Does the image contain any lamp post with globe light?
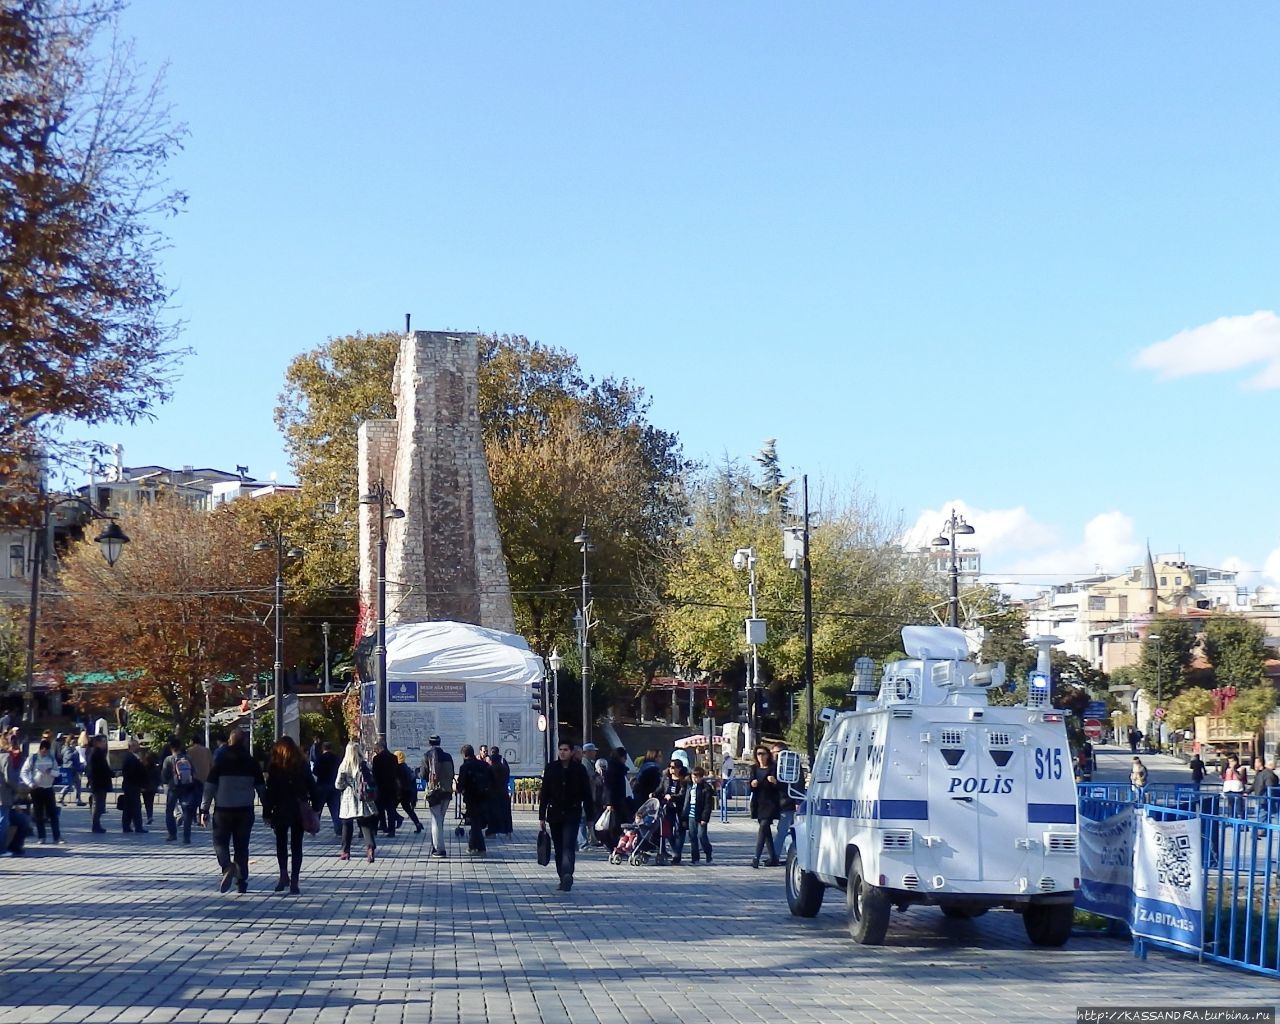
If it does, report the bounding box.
[359,481,404,743]
[931,509,976,629]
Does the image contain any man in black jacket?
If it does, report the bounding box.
[198,728,267,894]
[85,735,113,834]
[370,741,400,836]
[455,745,492,855]
[538,742,594,891]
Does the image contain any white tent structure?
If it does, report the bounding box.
[375,621,545,775]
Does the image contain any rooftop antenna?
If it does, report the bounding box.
[405,313,411,333]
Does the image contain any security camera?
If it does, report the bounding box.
[733,550,748,571]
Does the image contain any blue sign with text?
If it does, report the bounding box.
[361,683,376,715]
[388,681,417,702]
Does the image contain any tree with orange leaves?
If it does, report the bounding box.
[38,499,274,738]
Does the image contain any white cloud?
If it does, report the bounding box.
[902,499,1058,555]
[1134,310,1280,390]
[907,501,1145,598]
[1264,548,1280,586]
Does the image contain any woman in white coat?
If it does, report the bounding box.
[336,741,379,863]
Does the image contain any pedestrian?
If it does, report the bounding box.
[370,740,400,837]
[0,734,31,856]
[660,761,691,865]
[161,737,199,844]
[771,742,795,861]
[538,740,593,891]
[141,748,162,825]
[631,750,662,813]
[394,750,424,834]
[198,727,266,894]
[1221,755,1247,818]
[420,735,454,858]
[119,738,147,833]
[186,738,212,788]
[485,745,513,837]
[1188,752,1205,789]
[1253,758,1280,824]
[576,743,604,848]
[58,732,87,807]
[264,736,317,895]
[1129,756,1148,793]
[85,734,113,834]
[748,746,781,869]
[686,766,715,864]
[602,746,629,852]
[312,740,341,836]
[455,744,492,855]
[20,738,62,845]
[335,740,379,863]
[719,748,734,823]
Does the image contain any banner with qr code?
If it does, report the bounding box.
[1131,812,1203,951]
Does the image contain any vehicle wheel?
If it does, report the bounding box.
[786,846,825,917]
[1023,904,1073,947]
[846,852,890,944]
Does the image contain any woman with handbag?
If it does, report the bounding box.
[264,736,318,894]
[336,740,380,863]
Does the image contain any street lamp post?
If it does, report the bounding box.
[254,528,304,741]
[931,509,976,629]
[201,679,212,748]
[781,476,817,764]
[547,647,561,763]
[1148,632,1163,753]
[360,481,404,743]
[321,621,331,693]
[733,545,763,752]
[23,491,129,723]
[574,521,592,746]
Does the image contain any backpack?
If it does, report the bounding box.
[173,754,194,787]
[427,749,455,794]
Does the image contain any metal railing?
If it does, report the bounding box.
[1077,782,1280,978]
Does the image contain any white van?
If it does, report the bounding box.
[779,626,1080,946]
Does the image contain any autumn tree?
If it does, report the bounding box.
[1204,615,1267,690]
[1164,688,1214,733]
[657,459,934,705]
[0,1,186,504]
[39,500,273,737]
[1225,684,1278,756]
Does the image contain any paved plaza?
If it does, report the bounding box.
[2,786,1276,1024]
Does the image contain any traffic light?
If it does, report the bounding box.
[705,697,714,711]
[531,675,544,714]
[736,689,749,719]
[758,691,770,715]
[239,699,250,713]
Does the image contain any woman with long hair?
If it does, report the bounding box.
[265,736,317,894]
[748,746,781,868]
[336,740,379,863]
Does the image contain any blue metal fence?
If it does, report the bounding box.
[1077,782,1280,978]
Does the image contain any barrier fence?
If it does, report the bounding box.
[1076,782,1280,979]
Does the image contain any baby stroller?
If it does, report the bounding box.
[610,797,661,866]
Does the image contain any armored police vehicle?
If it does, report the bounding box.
[780,626,1079,946]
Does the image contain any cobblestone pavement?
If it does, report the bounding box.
[2,802,1275,1024]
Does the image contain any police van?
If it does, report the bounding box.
[779,626,1080,946]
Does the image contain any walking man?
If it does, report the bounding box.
[162,738,199,844]
[421,735,454,858]
[85,735,113,834]
[120,739,147,833]
[455,744,491,855]
[370,740,400,837]
[199,728,266,894]
[538,741,593,891]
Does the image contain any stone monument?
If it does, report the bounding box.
[357,330,515,634]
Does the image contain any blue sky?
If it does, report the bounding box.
[95,2,1279,593]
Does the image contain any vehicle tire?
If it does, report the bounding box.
[1023,903,1073,947]
[786,846,824,917]
[846,852,890,944]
